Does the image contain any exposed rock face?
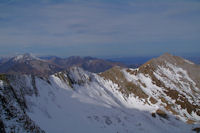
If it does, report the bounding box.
[0,75,44,133]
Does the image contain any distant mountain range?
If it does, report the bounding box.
[43,55,124,73]
[0,53,124,75]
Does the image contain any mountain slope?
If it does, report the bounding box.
[100,53,200,123]
[0,53,199,133]
[0,74,44,133]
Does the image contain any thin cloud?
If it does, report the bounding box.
[0,0,200,56]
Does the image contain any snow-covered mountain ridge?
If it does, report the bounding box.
[101,53,200,123]
[0,53,200,133]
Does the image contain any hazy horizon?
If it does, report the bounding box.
[0,52,200,62]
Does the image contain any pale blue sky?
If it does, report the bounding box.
[0,0,200,57]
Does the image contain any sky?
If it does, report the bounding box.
[0,0,200,58]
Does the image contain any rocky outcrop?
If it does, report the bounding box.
[0,74,44,133]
